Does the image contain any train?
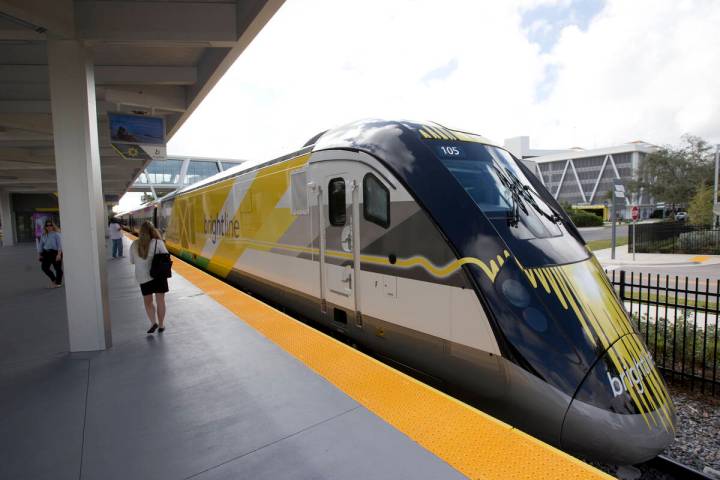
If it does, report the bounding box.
[119,119,675,465]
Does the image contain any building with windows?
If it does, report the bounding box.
[130,156,245,197]
[504,136,659,220]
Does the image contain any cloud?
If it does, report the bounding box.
[167,0,720,164]
[421,58,459,85]
[521,0,605,53]
[170,1,545,160]
[532,0,720,148]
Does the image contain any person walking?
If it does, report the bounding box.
[38,220,63,288]
[108,218,124,258]
[129,221,169,334]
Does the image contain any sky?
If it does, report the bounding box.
[120,0,720,210]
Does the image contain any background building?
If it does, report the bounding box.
[505,136,659,220]
[129,155,244,200]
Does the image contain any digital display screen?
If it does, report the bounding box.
[108,113,165,145]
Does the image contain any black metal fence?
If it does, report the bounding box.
[628,223,720,254]
[606,270,720,395]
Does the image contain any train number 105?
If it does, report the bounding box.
[435,144,465,159]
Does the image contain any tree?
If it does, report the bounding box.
[687,183,714,225]
[629,135,715,206]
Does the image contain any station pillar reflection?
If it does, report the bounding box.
[0,189,15,246]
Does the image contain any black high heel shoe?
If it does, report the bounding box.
[147,324,158,334]
[158,326,165,333]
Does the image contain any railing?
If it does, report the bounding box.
[606,270,720,395]
[628,223,720,254]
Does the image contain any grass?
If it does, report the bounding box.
[586,236,628,251]
[624,291,718,311]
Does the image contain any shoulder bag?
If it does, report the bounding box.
[150,239,173,279]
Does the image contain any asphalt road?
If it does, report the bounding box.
[580,225,720,281]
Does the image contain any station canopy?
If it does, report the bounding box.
[0,0,283,199]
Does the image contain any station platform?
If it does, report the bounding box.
[0,236,611,480]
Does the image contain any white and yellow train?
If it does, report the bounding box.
[120,119,675,465]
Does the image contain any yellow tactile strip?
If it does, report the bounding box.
[166,253,611,480]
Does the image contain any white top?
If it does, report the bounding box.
[109,223,123,240]
[129,238,169,284]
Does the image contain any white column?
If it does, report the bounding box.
[0,189,15,246]
[48,40,112,351]
[178,157,190,187]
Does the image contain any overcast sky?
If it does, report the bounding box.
[167,0,720,163]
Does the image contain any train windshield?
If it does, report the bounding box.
[438,145,562,240]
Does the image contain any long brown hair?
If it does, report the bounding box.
[43,220,58,236]
[137,221,161,259]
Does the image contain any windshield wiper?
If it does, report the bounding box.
[493,166,527,227]
[501,166,564,225]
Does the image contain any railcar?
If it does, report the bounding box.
[120,119,675,464]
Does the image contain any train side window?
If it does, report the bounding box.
[290,169,308,215]
[328,178,346,226]
[363,173,390,228]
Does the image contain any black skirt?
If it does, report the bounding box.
[140,277,169,296]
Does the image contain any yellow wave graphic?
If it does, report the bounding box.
[517,258,674,432]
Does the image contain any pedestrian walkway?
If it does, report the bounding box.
[594,247,720,267]
[0,238,464,480]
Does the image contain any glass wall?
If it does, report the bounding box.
[140,159,183,185]
[222,162,242,171]
[184,160,219,185]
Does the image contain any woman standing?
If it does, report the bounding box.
[38,220,63,288]
[129,221,169,334]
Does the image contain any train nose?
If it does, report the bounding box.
[561,335,676,465]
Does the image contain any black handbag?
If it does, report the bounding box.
[150,239,173,279]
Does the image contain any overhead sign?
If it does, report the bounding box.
[631,205,639,221]
[108,113,166,161]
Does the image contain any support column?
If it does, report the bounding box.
[48,40,112,351]
[0,189,15,246]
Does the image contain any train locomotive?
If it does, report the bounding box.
[120,119,675,465]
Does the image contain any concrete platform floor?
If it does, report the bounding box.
[0,237,465,480]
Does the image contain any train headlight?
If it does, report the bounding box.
[501,279,530,308]
[522,307,548,333]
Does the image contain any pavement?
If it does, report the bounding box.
[593,247,720,268]
[0,238,465,480]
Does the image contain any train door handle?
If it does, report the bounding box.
[342,266,352,288]
[341,225,352,252]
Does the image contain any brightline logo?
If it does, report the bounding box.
[606,352,655,397]
[203,212,240,244]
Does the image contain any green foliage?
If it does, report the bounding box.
[631,135,715,206]
[586,236,628,251]
[568,209,604,227]
[687,183,714,225]
[634,314,720,381]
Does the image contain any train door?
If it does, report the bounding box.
[320,169,363,328]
